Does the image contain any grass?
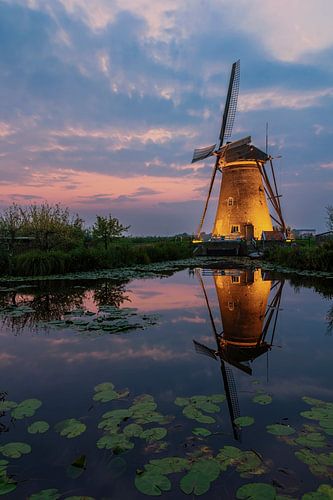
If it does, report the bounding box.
[264,240,333,272]
[1,239,193,277]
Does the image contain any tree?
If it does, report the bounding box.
[20,203,84,250]
[0,203,25,250]
[326,205,333,231]
[92,214,129,249]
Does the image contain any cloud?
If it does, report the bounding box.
[0,122,16,137]
[239,87,333,112]
[320,162,333,170]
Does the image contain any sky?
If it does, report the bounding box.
[0,0,332,235]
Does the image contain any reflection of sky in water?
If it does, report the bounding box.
[0,269,332,497]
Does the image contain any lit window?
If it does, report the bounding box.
[231,276,240,283]
[231,225,239,233]
[228,197,234,206]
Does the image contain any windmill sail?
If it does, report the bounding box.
[191,144,216,164]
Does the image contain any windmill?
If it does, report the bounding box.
[192,60,286,241]
[194,268,284,440]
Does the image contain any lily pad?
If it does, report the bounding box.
[236,483,277,500]
[266,424,295,436]
[0,476,16,496]
[29,490,61,500]
[135,471,171,496]
[11,399,42,419]
[148,457,189,474]
[253,394,272,405]
[55,419,86,439]
[0,442,31,458]
[94,382,115,392]
[180,470,210,496]
[93,389,119,402]
[295,432,326,449]
[302,484,333,499]
[97,434,134,453]
[28,421,49,434]
[192,428,212,437]
[0,401,17,412]
[123,423,143,437]
[140,428,167,443]
[67,454,87,479]
[234,416,254,428]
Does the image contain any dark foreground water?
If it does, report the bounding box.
[0,267,332,499]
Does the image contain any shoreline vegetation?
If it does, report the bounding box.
[0,202,332,279]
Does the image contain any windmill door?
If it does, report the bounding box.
[245,224,254,241]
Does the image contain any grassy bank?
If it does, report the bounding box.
[0,239,193,277]
[264,240,333,272]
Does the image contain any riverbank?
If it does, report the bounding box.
[263,240,333,272]
[0,239,193,277]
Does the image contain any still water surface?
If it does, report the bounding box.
[0,267,332,499]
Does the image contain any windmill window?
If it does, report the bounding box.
[231,276,240,283]
[228,197,234,206]
[231,225,240,233]
[228,301,235,311]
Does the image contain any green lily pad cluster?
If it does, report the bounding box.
[302,484,333,500]
[175,394,225,424]
[301,396,333,436]
[41,305,158,335]
[295,449,333,480]
[0,459,17,495]
[97,393,169,454]
[135,445,269,496]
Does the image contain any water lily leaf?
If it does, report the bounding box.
[210,394,226,403]
[301,409,330,421]
[266,424,295,436]
[0,476,16,496]
[295,432,326,449]
[64,497,95,500]
[0,401,17,412]
[302,397,327,407]
[11,399,42,419]
[236,483,277,500]
[253,394,272,405]
[140,428,167,443]
[29,490,61,500]
[0,442,31,458]
[295,449,319,466]
[180,471,211,496]
[183,406,215,424]
[302,484,333,499]
[192,428,212,437]
[148,457,189,474]
[55,419,86,439]
[94,382,115,392]
[191,458,220,481]
[174,397,189,407]
[97,434,134,453]
[102,409,131,421]
[28,421,49,434]
[130,401,157,415]
[93,389,118,402]
[234,416,254,427]
[135,471,171,496]
[123,424,143,437]
[97,419,119,434]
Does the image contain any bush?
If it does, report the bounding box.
[265,241,333,272]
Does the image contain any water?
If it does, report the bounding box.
[0,267,332,498]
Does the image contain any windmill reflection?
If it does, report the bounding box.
[194,268,284,439]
